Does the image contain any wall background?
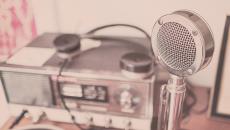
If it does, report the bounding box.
[31,0,230,87]
[1,0,230,126]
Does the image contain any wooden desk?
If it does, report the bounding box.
[180,87,230,130]
[1,117,83,130]
[2,87,230,130]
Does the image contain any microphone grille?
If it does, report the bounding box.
[152,10,214,76]
[157,22,196,71]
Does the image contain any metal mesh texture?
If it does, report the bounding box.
[157,22,196,71]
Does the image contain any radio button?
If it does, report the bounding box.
[124,120,132,130]
[104,118,112,128]
[86,116,94,127]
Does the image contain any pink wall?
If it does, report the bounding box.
[0,0,36,61]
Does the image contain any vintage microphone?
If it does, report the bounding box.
[151,10,214,130]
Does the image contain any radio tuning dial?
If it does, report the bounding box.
[119,89,140,110]
[120,90,133,109]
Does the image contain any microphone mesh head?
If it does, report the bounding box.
[157,22,196,71]
[151,10,214,76]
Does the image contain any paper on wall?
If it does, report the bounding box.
[6,47,56,67]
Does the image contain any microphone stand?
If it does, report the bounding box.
[157,75,186,130]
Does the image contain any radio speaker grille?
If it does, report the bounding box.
[2,72,54,107]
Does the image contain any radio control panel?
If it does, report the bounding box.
[61,84,108,102]
[57,76,155,118]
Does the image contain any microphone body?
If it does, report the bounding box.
[151,10,214,130]
[157,76,186,130]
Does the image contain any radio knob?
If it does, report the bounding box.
[124,120,132,130]
[116,84,141,111]
[120,90,133,109]
[105,118,112,128]
[119,91,140,111]
[86,116,93,127]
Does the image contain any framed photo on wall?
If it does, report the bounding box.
[210,16,230,120]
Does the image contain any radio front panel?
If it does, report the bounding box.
[56,76,154,119]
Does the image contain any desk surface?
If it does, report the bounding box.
[2,87,230,130]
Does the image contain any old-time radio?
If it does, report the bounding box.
[0,32,157,130]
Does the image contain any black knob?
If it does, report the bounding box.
[120,52,152,73]
[54,34,81,53]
